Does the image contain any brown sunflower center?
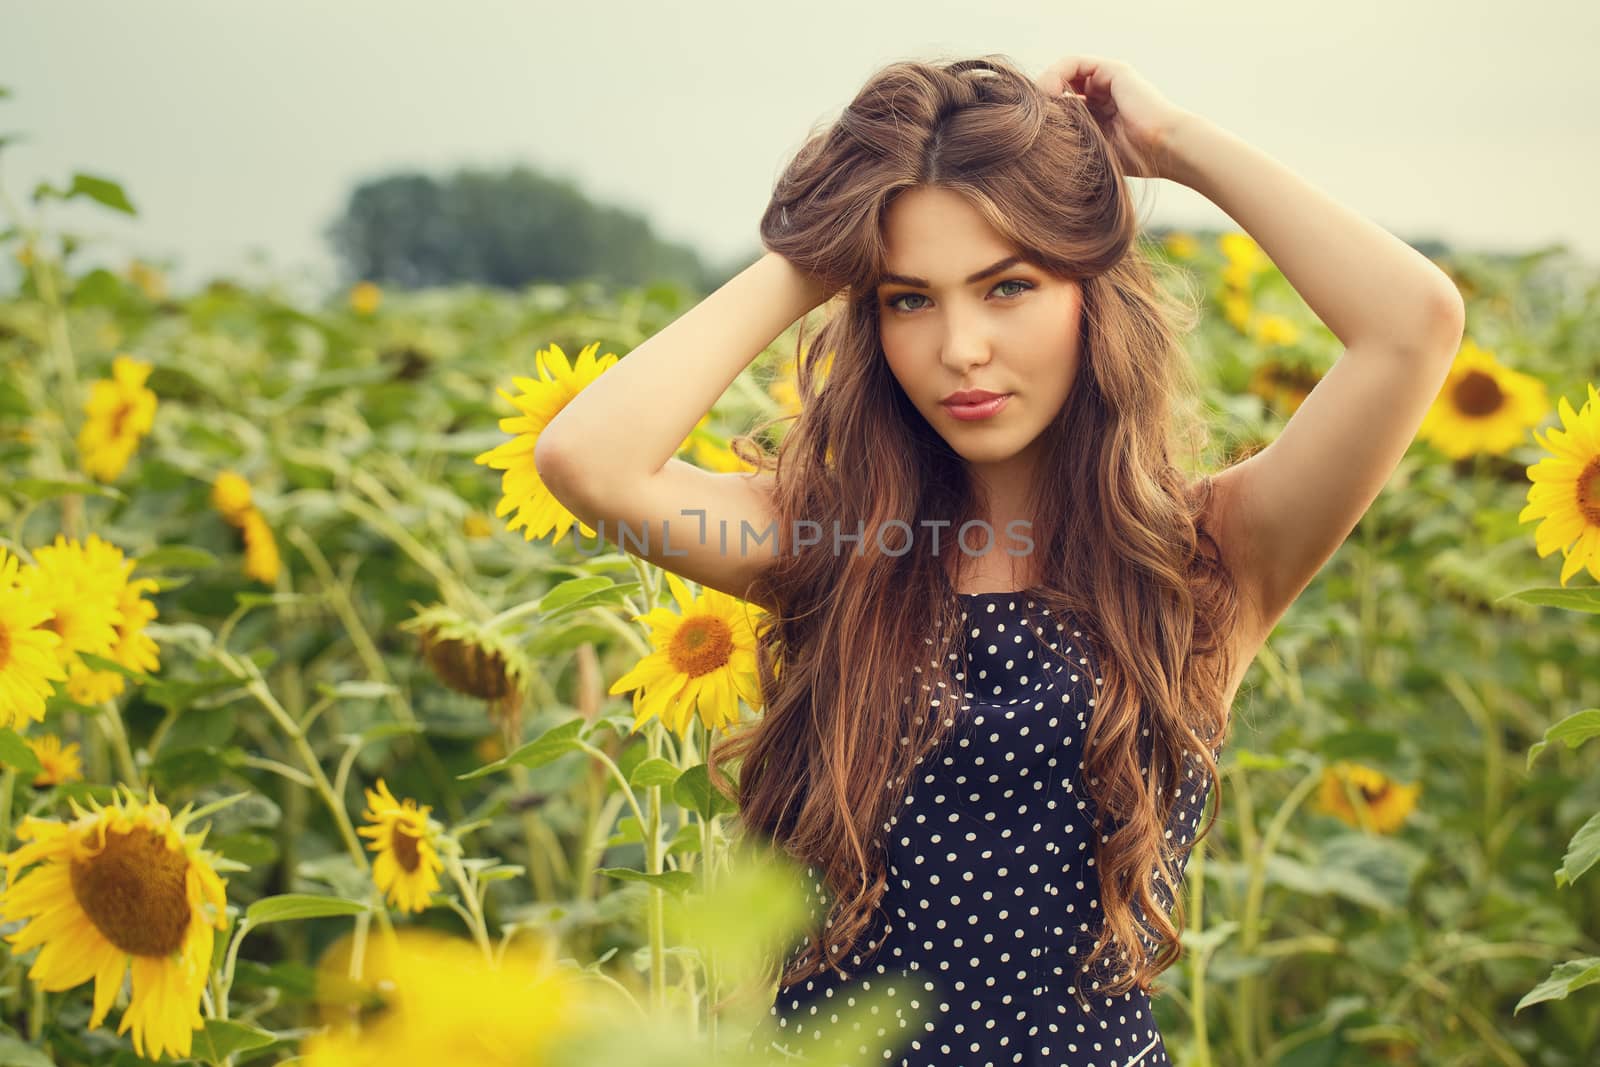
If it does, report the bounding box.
[1580,457,1600,524]
[389,826,423,873]
[69,825,192,957]
[1358,781,1389,804]
[110,401,134,438]
[670,615,734,677]
[1451,370,1504,417]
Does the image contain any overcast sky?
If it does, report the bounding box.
[3,0,1595,302]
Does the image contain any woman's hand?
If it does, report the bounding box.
[1034,55,1192,182]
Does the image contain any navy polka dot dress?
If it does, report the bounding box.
[747,591,1217,1066]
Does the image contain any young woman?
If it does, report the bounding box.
[536,53,1465,1067]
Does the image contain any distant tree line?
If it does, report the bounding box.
[323,164,742,294]
[323,162,1460,298]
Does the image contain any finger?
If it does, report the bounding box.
[1037,55,1110,96]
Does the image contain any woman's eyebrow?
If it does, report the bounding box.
[877,255,1024,289]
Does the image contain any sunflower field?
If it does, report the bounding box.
[1,148,1599,1067]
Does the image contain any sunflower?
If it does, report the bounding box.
[211,469,255,525]
[1162,231,1199,260]
[0,788,229,1060]
[13,536,124,687]
[1219,231,1270,290]
[1314,761,1420,834]
[1417,339,1548,460]
[473,341,616,546]
[1247,357,1324,417]
[25,733,83,787]
[0,546,68,728]
[398,603,533,739]
[349,280,382,315]
[62,536,161,706]
[681,415,760,474]
[76,354,157,482]
[301,929,593,1067]
[1251,313,1300,348]
[607,572,767,738]
[239,508,281,584]
[1519,382,1600,586]
[359,779,445,914]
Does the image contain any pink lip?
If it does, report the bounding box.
[942,394,1011,421]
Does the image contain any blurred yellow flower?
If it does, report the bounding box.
[13,536,124,692]
[1417,339,1548,460]
[1251,313,1300,347]
[1315,762,1420,834]
[62,537,162,706]
[125,259,167,301]
[1219,231,1269,280]
[474,341,615,546]
[349,280,382,315]
[0,546,67,728]
[1519,382,1600,586]
[302,929,595,1067]
[679,413,759,473]
[1162,232,1199,260]
[608,571,766,738]
[239,508,281,584]
[76,354,157,482]
[359,779,445,914]
[0,788,229,1060]
[1220,292,1252,333]
[24,734,83,787]
[462,511,493,539]
[211,470,255,525]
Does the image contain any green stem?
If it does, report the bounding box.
[97,700,142,788]
[285,525,465,823]
[1187,837,1211,1067]
[1235,763,1324,1067]
[443,850,495,964]
[219,648,394,940]
[646,721,666,1014]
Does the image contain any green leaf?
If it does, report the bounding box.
[190,1019,280,1061]
[0,729,42,777]
[1230,747,1290,771]
[1556,810,1600,889]
[1528,709,1600,769]
[1502,585,1600,614]
[629,757,682,789]
[245,894,369,926]
[1515,956,1600,1013]
[234,591,318,609]
[50,172,137,215]
[3,477,125,503]
[457,716,585,780]
[606,815,644,847]
[76,651,156,685]
[596,867,696,895]
[538,576,639,616]
[0,1035,57,1067]
[673,762,738,820]
[135,545,221,571]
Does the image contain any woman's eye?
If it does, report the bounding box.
[884,279,1033,313]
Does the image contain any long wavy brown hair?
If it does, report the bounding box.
[707,53,1241,1009]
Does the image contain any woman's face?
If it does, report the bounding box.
[875,186,1083,478]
